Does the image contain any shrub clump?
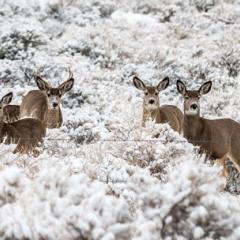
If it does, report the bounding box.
[0,30,45,60]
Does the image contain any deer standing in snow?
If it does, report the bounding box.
[20,69,74,128]
[0,93,45,156]
[133,76,183,133]
[177,80,240,177]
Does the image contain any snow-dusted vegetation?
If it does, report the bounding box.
[1,0,240,239]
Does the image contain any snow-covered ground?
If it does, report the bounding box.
[1,0,240,239]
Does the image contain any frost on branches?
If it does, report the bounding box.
[0,0,240,239]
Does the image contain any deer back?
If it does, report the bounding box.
[203,118,240,160]
[3,118,46,154]
[10,118,46,141]
[20,90,48,123]
[158,105,183,133]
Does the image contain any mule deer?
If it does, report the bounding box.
[133,76,183,133]
[177,80,240,177]
[20,69,74,128]
[0,93,46,156]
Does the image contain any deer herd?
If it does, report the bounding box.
[133,76,240,179]
[0,70,74,156]
[0,70,239,180]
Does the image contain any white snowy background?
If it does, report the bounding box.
[0,0,240,239]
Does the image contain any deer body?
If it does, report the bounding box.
[0,93,46,155]
[1,118,46,154]
[183,115,240,161]
[3,105,20,122]
[20,70,74,129]
[133,76,183,133]
[143,104,183,133]
[20,90,48,124]
[177,80,240,176]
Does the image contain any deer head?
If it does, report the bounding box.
[35,69,74,110]
[133,76,169,110]
[0,92,13,121]
[177,80,212,116]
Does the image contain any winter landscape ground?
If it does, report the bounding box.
[1,0,240,239]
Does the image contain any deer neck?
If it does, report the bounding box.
[183,114,203,141]
[143,105,161,122]
[47,107,62,128]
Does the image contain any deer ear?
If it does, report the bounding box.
[1,92,13,105]
[176,80,186,95]
[198,81,212,95]
[59,78,74,95]
[157,77,169,91]
[133,76,146,90]
[35,76,50,91]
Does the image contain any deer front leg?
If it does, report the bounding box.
[13,143,24,154]
[216,155,228,178]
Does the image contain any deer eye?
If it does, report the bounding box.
[145,92,148,96]
[185,96,189,99]
[155,92,158,96]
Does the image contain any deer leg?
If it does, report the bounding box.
[4,136,11,145]
[29,140,43,157]
[13,143,24,154]
[215,155,228,178]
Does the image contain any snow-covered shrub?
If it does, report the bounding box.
[0,167,23,207]
[0,0,240,239]
[218,46,240,78]
[190,0,219,12]
[0,29,45,60]
[64,116,98,145]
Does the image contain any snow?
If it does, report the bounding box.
[0,0,240,239]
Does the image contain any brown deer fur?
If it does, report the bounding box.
[3,105,20,122]
[1,119,46,155]
[20,70,74,128]
[0,92,46,156]
[177,80,240,176]
[133,76,183,133]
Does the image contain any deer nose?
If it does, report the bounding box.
[149,99,155,104]
[53,103,58,108]
[191,104,198,110]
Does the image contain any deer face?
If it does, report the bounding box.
[133,76,169,111]
[177,80,212,116]
[35,70,74,110]
[45,88,62,110]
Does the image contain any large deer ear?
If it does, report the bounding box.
[35,76,50,91]
[133,76,146,90]
[176,80,186,95]
[198,81,212,95]
[1,92,13,105]
[59,78,74,95]
[157,77,169,91]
